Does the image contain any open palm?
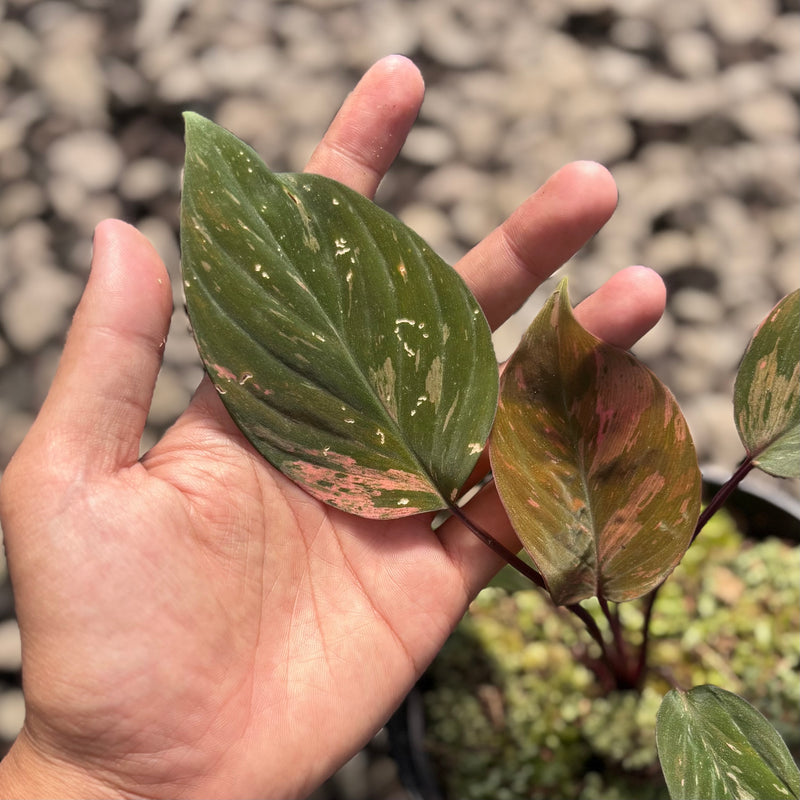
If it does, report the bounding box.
[0,56,665,799]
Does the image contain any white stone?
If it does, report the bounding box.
[729,91,800,141]
[1,265,82,353]
[0,180,47,228]
[148,367,191,427]
[119,158,175,202]
[670,288,724,324]
[632,312,676,362]
[48,130,124,192]
[0,689,24,742]
[401,125,457,167]
[681,393,743,469]
[703,0,777,43]
[665,30,718,78]
[0,619,21,672]
[623,76,722,123]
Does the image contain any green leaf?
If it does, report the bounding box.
[734,290,800,478]
[490,279,701,605]
[180,113,498,519]
[656,685,800,800]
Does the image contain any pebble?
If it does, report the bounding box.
[703,0,777,44]
[0,180,47,228]
[418,4,490,68]
[119,157,176,202]
[398,202,458,260]
[0,689,24,744]
[1,264,82,353]
[730,91,800,140]
[400,125,457,167]
[0,404,35,468]
[665,30,718,78]
[148,366,192,427]
[682,392,744,469]
[0,620,21,673]
[669,288,724,324]
[47,130,124,192]
[623,75,723,123]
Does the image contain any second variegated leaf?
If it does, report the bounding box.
[490,280,701,606]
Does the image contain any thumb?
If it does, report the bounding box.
[28,219,173,475]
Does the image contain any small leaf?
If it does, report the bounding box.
[656,685,800,800]
[734,290,800,478]
[490,279,701,605]
[180,113,498,518]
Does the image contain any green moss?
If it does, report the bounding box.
[424,510,800,799]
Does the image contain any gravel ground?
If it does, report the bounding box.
[0,0,798,796]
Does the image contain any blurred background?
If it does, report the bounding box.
[0,0,797,795]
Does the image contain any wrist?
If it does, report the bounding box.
[0,729,124,799]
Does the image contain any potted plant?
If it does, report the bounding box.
[178,112,800,800]
[392,499,799,799]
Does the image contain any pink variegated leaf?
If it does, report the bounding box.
[180,113,498,518]
[490,279,701,605]
[734,289,799,478]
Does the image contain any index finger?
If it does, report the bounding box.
[304,55,424,199]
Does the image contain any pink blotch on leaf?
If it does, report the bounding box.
[282,450,439,519]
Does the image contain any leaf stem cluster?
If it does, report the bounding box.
[455,458,760,691]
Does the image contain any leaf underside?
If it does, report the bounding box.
[734,289,800,478]
[490,280,701,605]
[656,685,800,800]
[180,112,498,519]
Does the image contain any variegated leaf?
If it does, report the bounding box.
[180,113,498,519]
[657,685,800,800]
[490,279,701,605]
[734,289,800,478]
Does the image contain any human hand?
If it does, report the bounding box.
[0,55,665,799]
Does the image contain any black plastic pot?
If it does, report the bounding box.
[700,466,800,544]
[387,474,800,800]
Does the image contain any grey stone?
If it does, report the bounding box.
[1,264,82,353]
[0,689,24,743]
[623,76,723,123]
[47,177,123,235]
[418,3,489,69]
[729,91,799,141]
[48,130,124,193]
[135,0,193,48]
[119,158,176,203]
[643,231,695,272]
[0,404,34,468]
[665,30,718,78]
[0,620,21,672]
[681,392,743,469]
[31,10,108,124]
[771,245,800,298]
[398,202,458,261]
[148,366,192,427]
[632,312,676,362]
[0,20,38,77]
[164,309,204,370]
[400,125,457,167]
[703,0,777,44]
[0,180,47,229]
[670,288,724,324]
[674,323,752,386]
